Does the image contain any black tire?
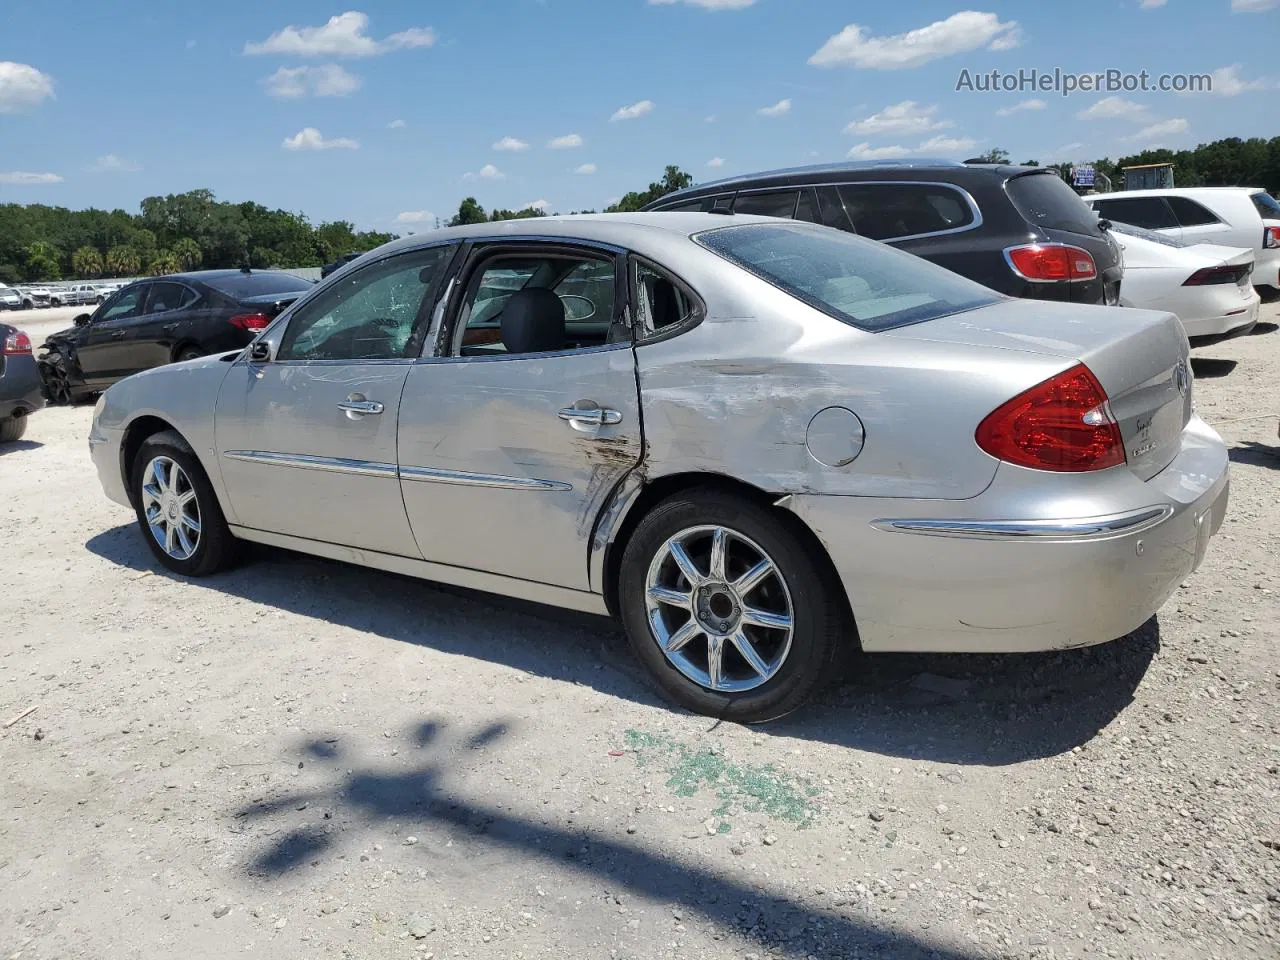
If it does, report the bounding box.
[0,414,27,443]
[131,430,238,576]
[175,346,203,364]
[617,489,845,723]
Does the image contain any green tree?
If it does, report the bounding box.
[105,245,142,277]
[605,165,694,212]
[24,240,61,280]
[71,246,104,278]
[449,197,489,226]
[970,148,1011,164]
[489,206,547,221]
[172,237,202,271]
[149,249,181,276]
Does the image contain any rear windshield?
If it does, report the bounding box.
[1006,172,1101,235]
[204,271,315,299]
[695,222,1000,332]
[1250,191,1280,220]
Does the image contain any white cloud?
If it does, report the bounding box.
[848,143,912,160]
[758,98,792,117]
[1232,0,1279,10]
[264,64,361,98]
[91,154,140,173]
[848,133,978,160]
[282,127,359,151]
[573,163,597,174]
[810,12,1021,70]
[918,134,978,153]
[463,164,505,181]
[996,98,1046,116]
[522,199,551,212]
[1196,64,1271,96]
[185,39,197,49]
[648,0,756,7]
[846,100,950,135]
[1126,117,1189,142]
[388,119,406,129]
[1139,0,1167,7]
[707,157,726,168]
[548,133,584,149]
[611,99,654,121]
[395,210,434,224]
[1076,96,1150,121]
[704,114,717,123]
[493,136,530,152]
[245,12,436,58]
[0,171,63,184]
[0,62,55,113]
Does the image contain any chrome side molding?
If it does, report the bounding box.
[224,450,572,492]
[398,465,572,491]
[871,505,1174,541]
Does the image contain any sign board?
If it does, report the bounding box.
[1072,165,1096,188]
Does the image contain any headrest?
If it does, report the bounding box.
[500,287,565,354]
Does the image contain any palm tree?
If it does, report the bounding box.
[149,249,181,276]
[172,237,202,271]
[71,246,104,279]
[105,245,142,277]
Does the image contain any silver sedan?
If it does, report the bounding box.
[89,214,1229,721]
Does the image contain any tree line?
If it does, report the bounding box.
[6,137,1277,284]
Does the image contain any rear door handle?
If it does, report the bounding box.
[110,331,127,338]
[338,397,385,419]
[558,402,622,430]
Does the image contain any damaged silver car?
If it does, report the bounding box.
[89,214,1229,721]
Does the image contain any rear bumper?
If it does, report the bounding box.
[0,355,47,419]
[786,415,1229,653]
[1184,286,1260,343]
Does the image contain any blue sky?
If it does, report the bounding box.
[1,0,1277,230]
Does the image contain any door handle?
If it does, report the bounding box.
[110,330,127,338]
[337,397,385,419]
[558,402,623,429]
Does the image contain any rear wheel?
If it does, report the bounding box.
[131,432,237,576]
[175,346,203,364]
[618,489,845,722]
[0,414,28,443]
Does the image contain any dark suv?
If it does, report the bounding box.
[643,160,1122,306]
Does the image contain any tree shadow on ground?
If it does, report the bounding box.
[88,523,1158,766]
[231,719,983,960]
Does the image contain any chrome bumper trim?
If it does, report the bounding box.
[871,505,1175,541]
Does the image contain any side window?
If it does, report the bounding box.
[794,189,820,224]
[835,183,976,240]
[733,190,800,219]
[279,245,453,361]
[1093,197,1178,230]
[815,186,856,233]
[631,259,696,340]
[453,249,622,357]
[146,282,197,314]
[99,285,146,322]
[657,199,707,213]
[1166,196,1221,227]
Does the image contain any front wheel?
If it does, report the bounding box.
[618,490,846,722]
[131,432,237,576]
[0,414,28,443]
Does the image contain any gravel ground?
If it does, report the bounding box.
[1,303,1277,960]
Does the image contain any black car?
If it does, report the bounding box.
[1,323,46,442]
[321,251,364,278]
[39,269,315,403]
[643,160,1123,306]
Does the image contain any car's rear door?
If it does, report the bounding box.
[396,238,642,594]
[129,281,201,370]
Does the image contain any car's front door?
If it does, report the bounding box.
[75,283,150,385]
[397,241,642,592]
[214,244,457,556]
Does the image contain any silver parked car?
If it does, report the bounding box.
[89,214,1229,721]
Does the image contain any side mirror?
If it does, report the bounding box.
[1097,218,1113,232]
[248,340,274,363]
[74,313,92,327]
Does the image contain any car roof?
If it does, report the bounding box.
[1088,187,1267,199]
[147,268,307,284]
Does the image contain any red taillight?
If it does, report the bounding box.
[1005,243,1098,282]
[1183,264,1248,286]
[229,312,270,331]
[975,363,1126,473]
[1263,226,1280,249]
[2,330,32,355]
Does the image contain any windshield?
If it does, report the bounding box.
[695,222,1000,332]
[204,271,315,299]
[1251,191,1280,220]
[1007,172,1102,235]
[1108,220,1190,248]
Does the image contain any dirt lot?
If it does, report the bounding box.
[2,304,1278,960]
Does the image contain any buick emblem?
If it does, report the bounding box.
[1172,360,1190,397]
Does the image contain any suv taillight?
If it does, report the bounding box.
[975,363,1125,472]
[2,330,32,355]
[229,312,270,331]
[1183,263,1250,286]
[1005,243,1098,282]
[1263,226,1280,249]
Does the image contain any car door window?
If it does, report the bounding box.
[452,249,623,356]
[98,285,146,323]
[733,190,800,219]
[832,183,976,240]
[631,259,697,339]
[1166,197,1222,227]
[1092,197,1178,230]
[279,245,454,361]
[146,282,196,314]
[658,198,707,212]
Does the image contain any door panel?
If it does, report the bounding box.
[397,346,642,590]
[214,360,417,555]
[76,284,149,383]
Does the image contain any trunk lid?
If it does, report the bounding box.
[886,299,1192,480]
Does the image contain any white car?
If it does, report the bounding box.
[0,283,22,311]
[1085,187,1280,291]
[49,283,106,307]
[1109,222,1259,344]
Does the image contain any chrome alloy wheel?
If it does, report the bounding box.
[644,525,795,694]
[140,456,201,561]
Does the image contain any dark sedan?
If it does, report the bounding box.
[39,269,315,403]
[1,323,46,442]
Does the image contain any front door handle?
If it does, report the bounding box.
[558,402,623,430]
[110,330,127,338]
[338,396,385,419]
